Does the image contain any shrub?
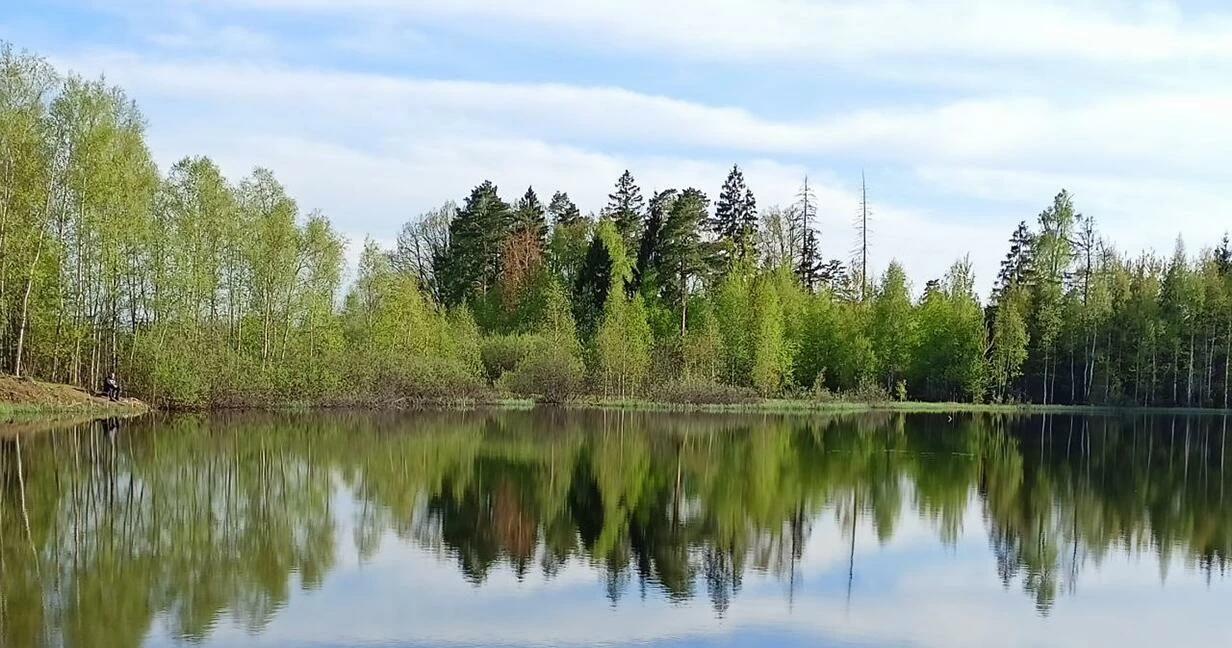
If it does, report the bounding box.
[654,379,758,405]
[846,378,890,404]
[376,355,488,403]
[479,335,535,384]
[503,340,584,403]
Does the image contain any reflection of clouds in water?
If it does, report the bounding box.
[182,487,1229,648]
[10,411,1229,648]
[188,535,1229,648]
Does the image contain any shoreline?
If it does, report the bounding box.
[564,398,1232,416]
[147,396,1232,416]
[4,370,1229,421]
[1,374,150,422]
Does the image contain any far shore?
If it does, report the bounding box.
[4,372,1229,426]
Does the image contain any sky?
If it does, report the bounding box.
[4,0,1232,295]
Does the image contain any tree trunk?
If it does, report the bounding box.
[1050,355,1057,407]
[679,266,688,338]
[1206,324,1217,406]
[13,233,46,377]
[1224,319,1230,411]
[1133,345,1141,405]
[1102,327,1111,403]
[1173,343,1179,406]
[1148,345,1155,407]
[1070,350,1076,405]
[1042,349,1050,405]
[1187,333,1195,407]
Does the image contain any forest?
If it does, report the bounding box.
[2,42,1231,409]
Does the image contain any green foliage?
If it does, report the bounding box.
[912,258,987,401]
[712,268,753,385]
[989,284,1030,401]
[594,293,653,398]
[712,165,758,265]
[480,334,535,384]
[3,42,1230,409]
[572,222,616,343]
[548,213,591,287]
[653,379,758,404]
[503,337,585,403]
[440,180,511,307]
[512,186,548,246]
[750,274,794,395]
[501,275,587,401]
[682,299,723,383]
[605,170,644,250]
[871,261,916,390]
[4,410,1229,643]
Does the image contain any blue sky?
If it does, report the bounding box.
[5,0,1232,293]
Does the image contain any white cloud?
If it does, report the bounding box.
[187,498,1231,648]
[138,125,995,292]
[917,166,1232,258]
[41,36,1232,295]
[57,50,1232,178]
[212,0,1232,65]
[147,24,277,54]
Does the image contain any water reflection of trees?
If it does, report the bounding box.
[1,411,1228,646]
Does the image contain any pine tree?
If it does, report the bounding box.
[573,234,612,344]
[798,227,822,291]
[573,220,633,344]
[856,172,871,301]
[712,165,758,264]
[658,188,709,334]
[740,187,759,262]
[547,191,582,227]
[793,176,819,288]
[991,221,1035,306]
[1215,234,1231,276]
[986,219,1036,352]
[635,189,678,294]
[440,180,511,306]
[605,170,644,249]
[818,259,846,291]
[513,186,548,246]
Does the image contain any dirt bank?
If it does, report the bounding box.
[0,374,149,420]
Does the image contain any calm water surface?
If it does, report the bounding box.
[1,410,1229,647]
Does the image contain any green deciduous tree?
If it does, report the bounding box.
[912,258,986,401]
[871,261,915,392]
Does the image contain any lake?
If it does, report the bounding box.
[1,410,1228,647]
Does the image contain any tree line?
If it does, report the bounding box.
[2,43,1230,407]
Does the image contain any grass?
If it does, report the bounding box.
[159,396,537,413]
[0,373,149,422]
[567,397,1232,415]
